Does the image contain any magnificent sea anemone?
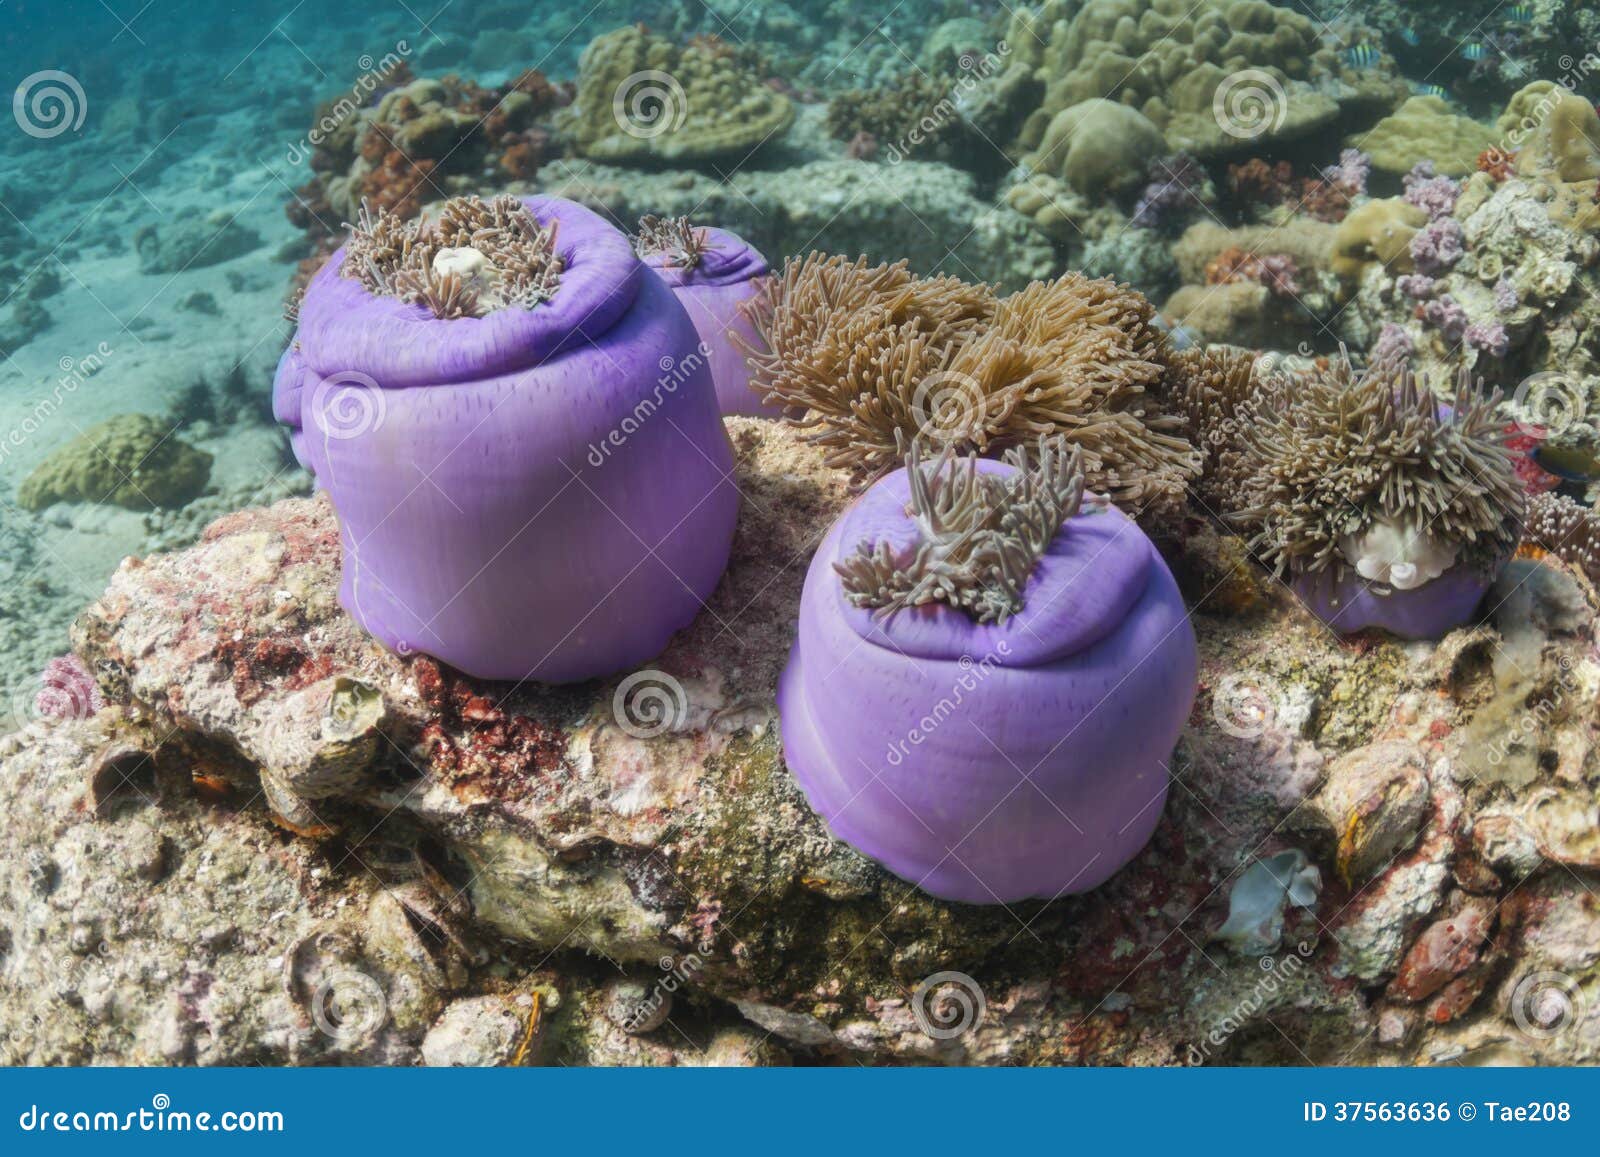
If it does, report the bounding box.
[1232,352,1523,638]
[741,254,1197,517]
[274,194,738,682]
[779,435,1197,904]
[632,215,778,418]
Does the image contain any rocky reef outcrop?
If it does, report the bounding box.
[4,420,1599,1065]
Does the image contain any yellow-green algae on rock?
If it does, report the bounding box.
[18,413,212,512]
[1353,96,1499,177]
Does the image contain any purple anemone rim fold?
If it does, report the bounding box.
[1290,561,1495,639]
[830,458,1150,664]
[639,226,769,291]
[294,195,643,388]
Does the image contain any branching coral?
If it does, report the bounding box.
[343,195,563,320]
[835,434,1086,624]
[825,71,960,159]
[1227,157,1358,223]
[740,254,1197,512]
[1233,352,1524,582]
[633,214,710,269]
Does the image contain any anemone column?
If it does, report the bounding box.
[274,195,738,683]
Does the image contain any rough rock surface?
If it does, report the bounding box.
[4,420,1600,1066]
[533,154,1057,292]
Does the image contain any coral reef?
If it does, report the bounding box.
[1005,0,1404,160]
[17,414,212,512]
[1355,96,1499,177]
[559,26,794,164]
[1027,98,1168,196]
[134,208,263,274]
[543,155,1058,292]
[286,70,570,238]
[13,419,1600,1064]
[825,71,963,161]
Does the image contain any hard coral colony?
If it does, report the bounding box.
[275,194,738,683]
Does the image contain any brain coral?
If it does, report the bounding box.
[19,414,211,511]
[1500,81,1600,191]
[560,26,793,164]
[1028,98,1167,195]
[1007,0,1399,158]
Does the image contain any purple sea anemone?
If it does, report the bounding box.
[1235,352,1521,640]
[274,194,739,683]
[633,216,779,418]
[1290,564,1494,639]
[778,437,1197,904]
